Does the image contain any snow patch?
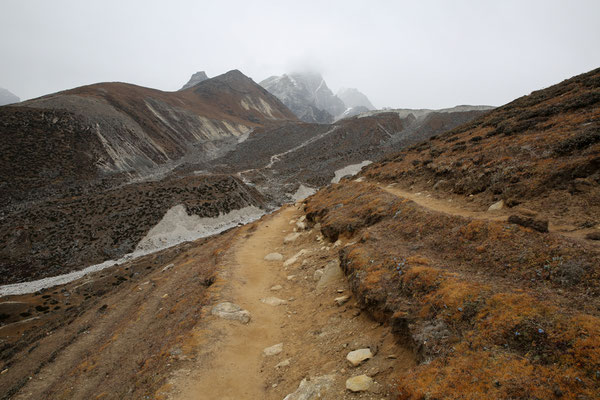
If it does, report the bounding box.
[0,205,265,297]
[136,205,264,253]
[331,161,372,183]
[290,184,316,202]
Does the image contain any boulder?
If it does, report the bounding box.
[316,260,344,290]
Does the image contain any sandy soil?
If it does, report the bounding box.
[164,204,415,399]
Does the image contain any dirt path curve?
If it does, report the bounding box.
[167,204,414,399]
[374,181,595,243]
[375,182,508,222]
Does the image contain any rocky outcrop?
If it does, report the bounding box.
[0,87,20,105]
[260,72,346,123]
[180,71,209,90]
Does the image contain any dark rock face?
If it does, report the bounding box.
[180,71,209,90]
[260,72,346,123]
[0,87,20,105]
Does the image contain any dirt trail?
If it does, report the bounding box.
[175,207,292,399]
[167,204,414,399]
[376,182,508,222]
[375,182,595,243]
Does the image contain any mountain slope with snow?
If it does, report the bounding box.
[260,72,346,123]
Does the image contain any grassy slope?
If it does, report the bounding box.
[304,68,600,399]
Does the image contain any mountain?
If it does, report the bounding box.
[0,69,490,288]
[2,68,598,400]
[336,87,375,110]
[180,71,209,90]
[3,70,296,204]
[0,70,295,283]
[260,72,346,123]
[0,87,19,105]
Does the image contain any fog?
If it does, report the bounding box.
[1,0,599,108]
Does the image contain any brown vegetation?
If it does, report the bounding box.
[306,181,600,399]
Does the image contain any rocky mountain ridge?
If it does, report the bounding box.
[337,87,375,110]
[260,72,349,123]
[180,71,209,90]
[0,68,489,288]
[0,87,19,106]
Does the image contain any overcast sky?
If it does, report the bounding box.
[1,0,599,109]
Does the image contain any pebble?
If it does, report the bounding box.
[313,269,324,281]
[264,253,284,261]
[261,297,288,306]
[263,343,283,356]
[270,285,283,291]
[335,295,350,306]
[284,232,301,244]
[275,358,291,368]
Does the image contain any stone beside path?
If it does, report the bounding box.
[346,348,373,366]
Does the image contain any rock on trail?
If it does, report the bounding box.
[211,302,251,324]
[346,348,373,366]
[263,343,284,356]
[283,375,336,400]
[261,297,288,306]
[346,374,374,392]
[264,252,284,261]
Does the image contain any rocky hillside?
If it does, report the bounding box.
[1,70,296,206]
[0,174,264,285]
[207,107,490,202]
[0,88,19,106]
[0,68,489,288]
[364,69,600,229]
[260,72,346,123]
[302,67,600,399]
